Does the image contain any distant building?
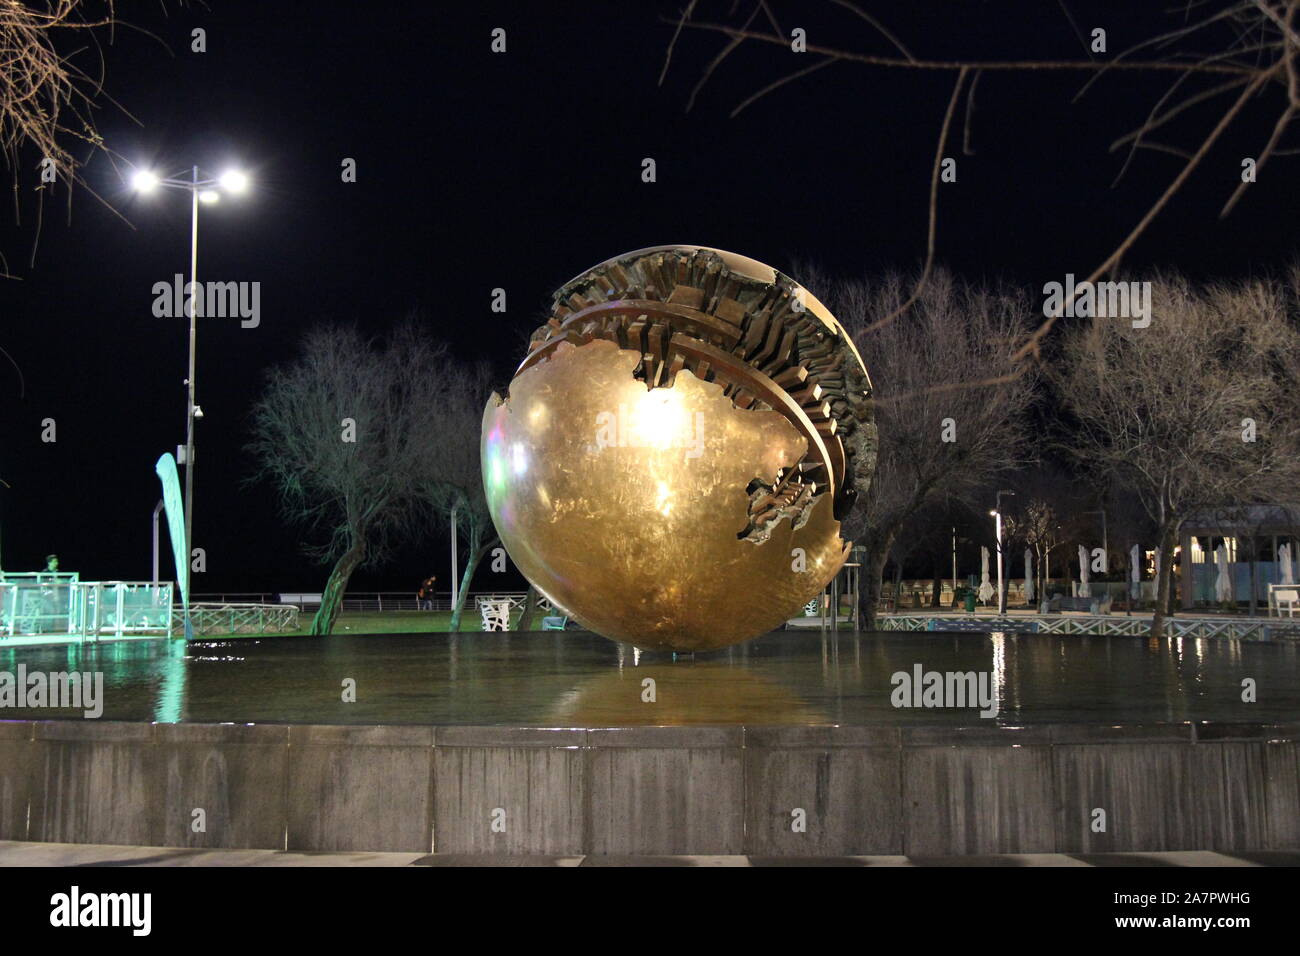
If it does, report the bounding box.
[1179,504,1299,609]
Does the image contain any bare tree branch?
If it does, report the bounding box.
[861,66,967,334]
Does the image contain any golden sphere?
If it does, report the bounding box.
[482,246,876,651]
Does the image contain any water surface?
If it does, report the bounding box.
[1,629,1295,725]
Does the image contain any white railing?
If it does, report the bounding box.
[219,590,556,614]
[178,603,300,636]
[1,580,172,641]
[879,613,1300,640]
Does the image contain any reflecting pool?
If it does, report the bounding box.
[0,629,1296,725]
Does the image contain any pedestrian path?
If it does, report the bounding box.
[2,840,1296,867]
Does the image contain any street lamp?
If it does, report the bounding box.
[130,164,250,576]
[991,490,1016,615]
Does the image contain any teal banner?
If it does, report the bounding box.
[154,453,190,637]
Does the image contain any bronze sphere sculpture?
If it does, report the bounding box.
[482,245,876,651]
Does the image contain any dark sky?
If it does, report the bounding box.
[0,1,1295,592]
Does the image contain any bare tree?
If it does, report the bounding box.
[0,2,145,270]
[248,322,457,635]
[814,266,1037,628]
[668,2,1300,372]
[1005,498,1063,604]
[1,1,131,389]
[423,359,500,631]
[890,499,964,608]
[1054,270,1300,637]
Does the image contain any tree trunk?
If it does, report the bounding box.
[1035,544,1046,607]
[931,562,943,608]
[1247,535,1257,617]
[448,526,494,631]
[1150,520,1179,639]
[310,539,366,636]
[517,582,539,631]
[858,529,897,631]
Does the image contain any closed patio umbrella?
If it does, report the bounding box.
[1023,548,1034,605]
[1078,544,1090,599]
[978,547,994,604]
[1215,543,1232,603]
[1129,544,1140,600]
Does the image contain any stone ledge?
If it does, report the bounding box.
[587,726,743,748]
[433,726,584,748]
[0,721,34,740]
[287,724,433,747]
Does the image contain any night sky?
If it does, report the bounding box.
[0,1,1295,594]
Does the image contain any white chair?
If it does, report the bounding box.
[1276,589,1298,618]
[478,597,511,631]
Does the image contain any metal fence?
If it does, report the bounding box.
[1,579,173,642]
[179,603,300,636]
[193,591,555,614]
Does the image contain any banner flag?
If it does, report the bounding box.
[154,453,191,639]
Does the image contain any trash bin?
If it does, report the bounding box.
[963,591,976,613]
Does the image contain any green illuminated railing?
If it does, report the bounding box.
[0,580,172,641]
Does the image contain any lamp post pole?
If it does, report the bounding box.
[0,476,8,581]
[131,164,249,592]
[994,490,1016,615]
[951,526,957,604]
[185,166,199,569]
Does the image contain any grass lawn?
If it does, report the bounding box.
[196,608,559,639]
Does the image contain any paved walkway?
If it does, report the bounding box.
[2,841,1297,867]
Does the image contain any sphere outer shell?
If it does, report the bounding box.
[556,245,854,355]
[482,340,850,651]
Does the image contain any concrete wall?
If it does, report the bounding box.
[0,720,1295,855]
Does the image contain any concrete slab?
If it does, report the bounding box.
[1054,743,1231,853]
[744,745,902,855]
[903,744,1055,855]
[0,721,34,841]
[287,724,434,853]
[29,721,160,846]
[155,723,289,850]
[589,745,744,855]
[432,746,585,854]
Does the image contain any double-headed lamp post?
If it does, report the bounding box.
[991,490,1016,615]
[131,165,249,573]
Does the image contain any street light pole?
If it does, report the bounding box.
[185,166,199,570]
[130,164,249,592]
[0,476,9,581]
[951,526,957,604]
[994,490,1016,615]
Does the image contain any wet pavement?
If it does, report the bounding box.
[3,840,1296,866]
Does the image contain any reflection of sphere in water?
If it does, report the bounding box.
[482,246,877,652]
[549,663,826,726]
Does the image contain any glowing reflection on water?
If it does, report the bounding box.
[0,629,1295,726]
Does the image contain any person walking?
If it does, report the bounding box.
[417,575,437,611]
